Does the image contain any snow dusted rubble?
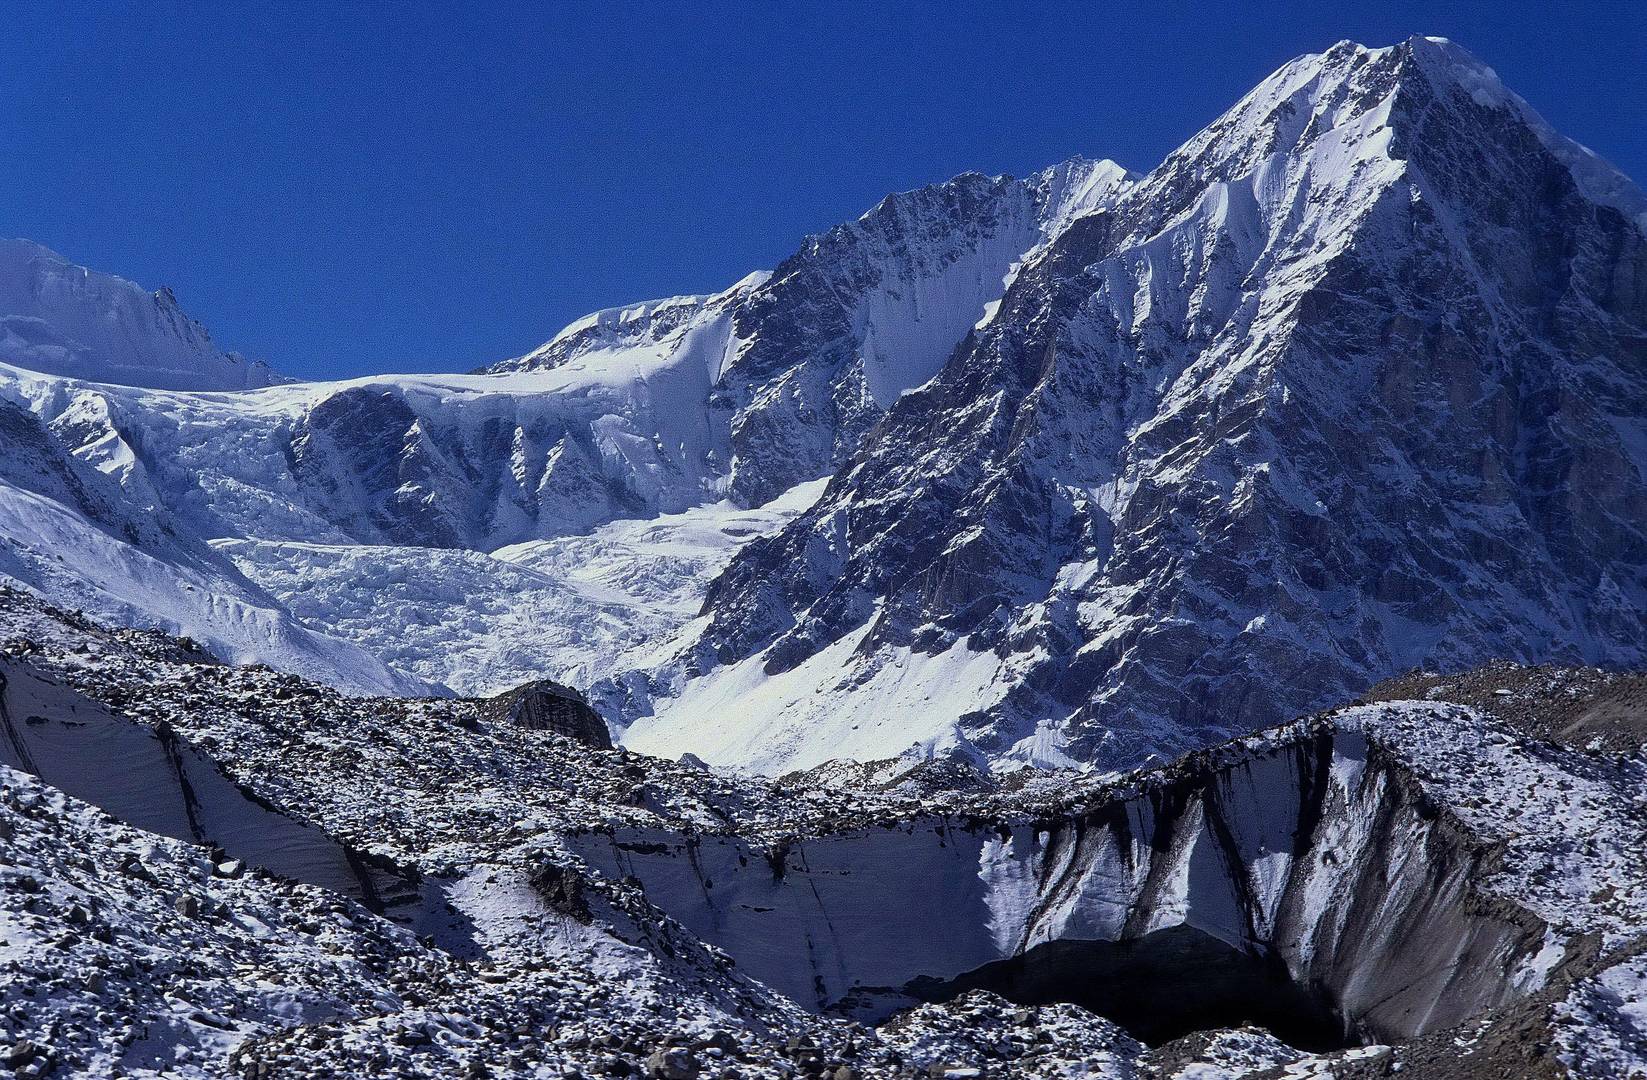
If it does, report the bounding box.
[876,992,1147,1078]
[1139,1027,1307,1078]
[0,753,817,1080]
[0,590,820,1076]
[1,589,1645,1076]
[1367,662,1647,754]
[1553,952,1647,1080]
[0,764,438,1079]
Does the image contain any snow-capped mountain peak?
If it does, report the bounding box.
[621,36,1647,774]
[0,39,1642,784]
[1152,35,1645,235]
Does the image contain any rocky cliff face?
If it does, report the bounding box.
[647,37,1647,771]
[711,158,1134,505]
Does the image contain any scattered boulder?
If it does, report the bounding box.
[528,862,592,922]
[486,681,612,749]
[645,1046,699,1079]
[698,1030,738,1055]
[1,1039,51,1076]
[115,852,157,884]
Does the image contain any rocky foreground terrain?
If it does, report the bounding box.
[1,586,1644,1078]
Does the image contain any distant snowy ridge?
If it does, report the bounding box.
[0,239,285,391]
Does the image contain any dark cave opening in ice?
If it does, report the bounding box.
[904,925,1358,1050]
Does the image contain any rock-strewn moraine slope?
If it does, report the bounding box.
[1,590,1645,1076]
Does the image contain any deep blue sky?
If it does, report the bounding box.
[2,2,1643,380]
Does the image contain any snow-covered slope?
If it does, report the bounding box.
[0,160,1130,698]
[0,239,283,391]
[638,36,1647,772]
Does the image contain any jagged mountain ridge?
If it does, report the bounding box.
[619,36,1647,771]
[490,156,1135,508]
[0,158,1131,695]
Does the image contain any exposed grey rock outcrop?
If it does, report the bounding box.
[488,678,612,748]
